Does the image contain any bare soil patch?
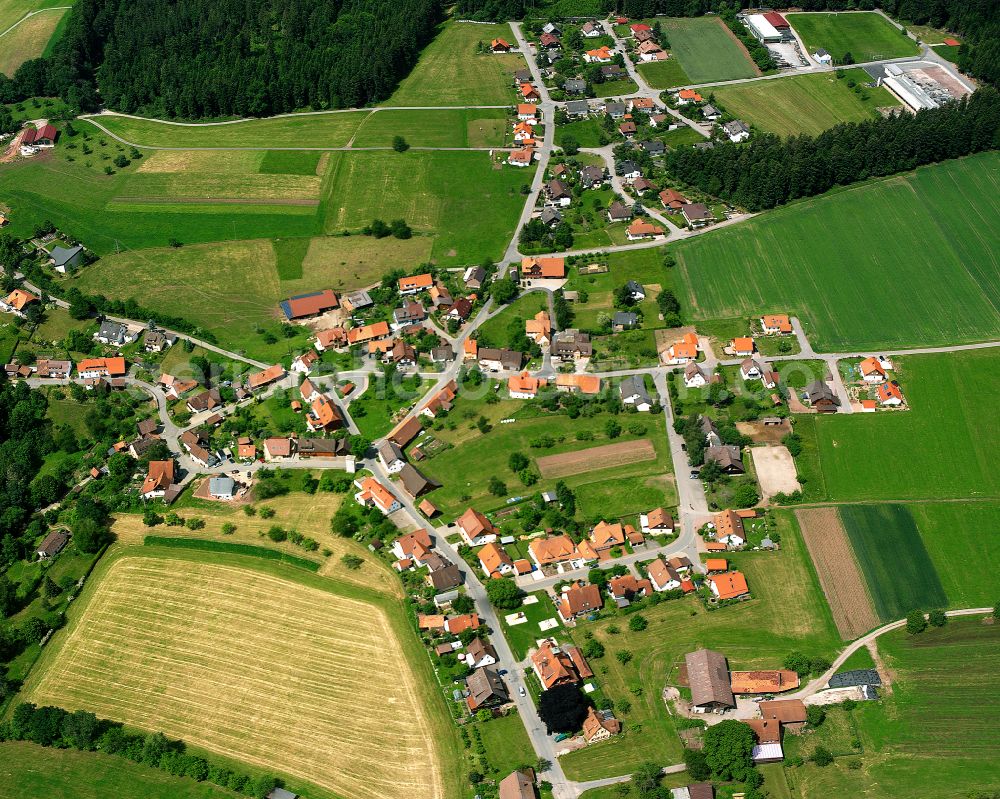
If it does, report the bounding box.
[796,507,879,640]
[736,419,791,444]
[750,445,801,500]
[536,438,657,479]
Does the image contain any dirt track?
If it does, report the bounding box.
[536,438,657,479]
[797,507,879,640]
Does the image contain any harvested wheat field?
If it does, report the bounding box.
[25,556,444,799]
[536,438,657,479]
[797,507,878,640]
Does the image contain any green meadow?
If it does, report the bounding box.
[350,108,509,148]
[676,154,1000,351]
[660,17,758,83]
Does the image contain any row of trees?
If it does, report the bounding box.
[0,0,443,117]
[2,703,280,798]
[666,88,1000,211]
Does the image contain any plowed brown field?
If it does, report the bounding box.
[536,438,657,479]
[796,507,879,640]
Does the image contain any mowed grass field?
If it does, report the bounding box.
[786,619,1000,799]
[675,154,1000,351]
[560,511,839,780]
[350,108,509,148]
[0,0,68,33]
[0,6,67,76]
[710,68,900,136]
[660,17,758,83]
[636,58,692,90]
[813,350,1000,502]
[839,504,947,621]
[322,150,532,263]
[85,112,368,149]
[384,21,525,106]
[22,550,458,799]
[0,742,237,799]
[788,11,919,63]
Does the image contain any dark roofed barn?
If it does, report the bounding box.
[686,648,735,709]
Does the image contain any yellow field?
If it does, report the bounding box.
[293,234,434,293]
[0,7,65,76]
[25,555,445,799]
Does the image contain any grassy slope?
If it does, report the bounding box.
[786,619,1000,799]
[787,11,919,62]
[662,17,757,83]
[559,510,839,780]
[321,150,532,264]
[711,68,900,136]
[0,742,239,799]
[814,350,1000,502]
[0,6,66,76]
[675,154,1000,351]
[350,108,509,148]
[15,544,466,799]
[636,58,692,90]
[384,21,526,106]
[87,113,368,149]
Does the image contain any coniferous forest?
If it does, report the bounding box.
[0,0,443,117]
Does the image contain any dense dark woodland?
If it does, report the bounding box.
[0,0,443,117]
[667,89,1000,210]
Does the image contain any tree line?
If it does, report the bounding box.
[2,702,281,798]
[665,87,1000,211]
[0,0,443,117]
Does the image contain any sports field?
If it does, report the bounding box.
[710,68,900,136]
[384,21,526,106]
[660,17,758,83]
[350,108,509,148]
[560,511,839,780]
[839,504,947,621]
[321,150,531,263]
[788,11,919,63]
[0,742,236,799]
[675,154,1000,351]
[0,6,66,75]
[23,552,453,799]
[85,112,369,149]
[786,619,1000,799]
[814,350,1000,502]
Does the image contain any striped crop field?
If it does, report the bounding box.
[23,554,448,799]
[675,153,1000,352]
[839,504,946,621]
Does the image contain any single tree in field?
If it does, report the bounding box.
[906,609,927,634]
[392,135,409,152]
[703,719,755,781]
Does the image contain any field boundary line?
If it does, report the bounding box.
[0,7,72,39]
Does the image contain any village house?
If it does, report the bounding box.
[583,707,621,743]
[398,463,437,498]
[531,639,593,689]
[520,83,540,102]
[48,244,83,273]
[479,348,523,372]
[612,311,638,332]
[464,638,499,670]
[565,98,589,117]
[709,571,751,601]
[422,380,457,417]
[601,64,625,79]
[143,329,177,352]
[687,648,736,710]
[760,314,792,335]
[306,395,343,432]
[427,559,463,592]
[805,380,840,412]
[681,202,714,229]
[555,373,600,395]
[684,361,708,388]
[665,333,699,364]
[647,558,685,592]
[263,437,294,461]
[141,460,175,500]
[291,349,319,374]
[619,120,637,138]
[36,531,69,560]
[620,375,653,411]
[457,507,498,547]
[740,358,763,380]
[584,45,613,63]
[180,429,214,467]
[95,320,136,347]
[391,528,433,566]
[640,507,674,534]
[859,356,887,383]
[279,289,338,321]
[878,380,904,406]
[713,509,746,547]
[354,477,401,515]
[676,88,703,105]
[626,219,665,240]
[465,667,509,712]
[551,331,592,361]
[34,359,72,379]
[186,388,222,414]
[659,188,688,210]
[388,416,422,447]
[529,535,596,570]
[722,120,751,143]
[347,321,390,346]
[237,437,256,460]
[705,558,728,573]
[479,541,514,578]
[607,574,653,605]
[313,327,348,352]
[398,273,433,295]
[463,265,486,290]
[557,582,603,622]
[247,363,285,392]
[540,207,563,228]
[392,300,426,330]
[521,256,565,280]
[508,371,546,399]
[581,20,601,37]
[617,160,641,180]
[632,176,657,194]
[508,147,534,167]
[377,440,406,474]
[499,770,535,799]
[639,139,665,157]
[580,165,605,189]
[77,357,126,379]
[729,336,755,357]
[545,179,572,207]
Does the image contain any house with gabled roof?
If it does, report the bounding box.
[280,289,338,320]
[354,477,400,515]
[479,541,514,577]
[557,582,603,621]
[457,508,498,547]
[640,507,673,534]
[877,380,903,406]
[508,371,546,399]
[859,357,887,383]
